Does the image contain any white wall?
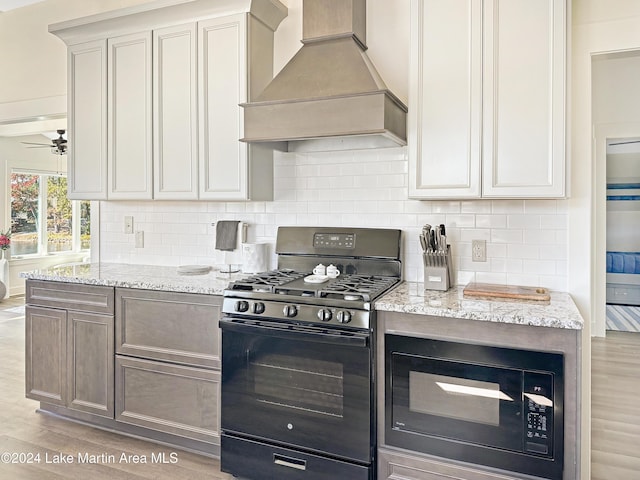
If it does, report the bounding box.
[0,0,155,104]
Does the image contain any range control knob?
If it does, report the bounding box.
[317,308,332,322]
[283,305,298,318]
[336,310,352,324]
[235,300,249,313]
[252,302,266,314]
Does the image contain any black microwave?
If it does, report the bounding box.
[385,335,564,480]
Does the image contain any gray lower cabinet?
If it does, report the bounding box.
[25,280,115,418]
[114,288,222,447]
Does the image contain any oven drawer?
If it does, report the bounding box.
[221,434,372,480]
[115,288,221,368]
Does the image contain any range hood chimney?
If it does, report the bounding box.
[241,0,407,152]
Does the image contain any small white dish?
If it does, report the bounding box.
[177,265,212,275]
[304,274,330,283]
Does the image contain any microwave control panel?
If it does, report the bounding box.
[523,372,554,457]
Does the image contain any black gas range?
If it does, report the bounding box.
[220,226,402,480]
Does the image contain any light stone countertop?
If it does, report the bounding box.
[21,265,585,329]
[20,262,246,296]
[375,282,584,330]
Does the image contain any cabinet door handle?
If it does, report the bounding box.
[273,453,306,471]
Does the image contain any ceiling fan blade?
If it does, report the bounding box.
[21,142,53,146]
[609,140,640,146]
[25,145,52,149]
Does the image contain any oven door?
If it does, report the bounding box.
[220,317,373,463]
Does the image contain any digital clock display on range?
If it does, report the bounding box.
[313,233,355,249]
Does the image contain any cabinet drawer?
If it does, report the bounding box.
[606,284,640,305]
[379,447,524,480]
[115,355,220,445]
[26,280,114,315]
[115,288,221,368]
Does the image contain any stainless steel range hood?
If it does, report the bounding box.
[240,0,407,152]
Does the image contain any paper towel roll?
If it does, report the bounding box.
[241,243,269,273]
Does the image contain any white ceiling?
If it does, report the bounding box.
[0,0,45,12]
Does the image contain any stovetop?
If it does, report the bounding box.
[223,269,401,330]
[228,269,399,303]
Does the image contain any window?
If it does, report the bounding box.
[10,172,90,256]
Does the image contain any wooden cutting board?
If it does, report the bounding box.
[463,282,551,301]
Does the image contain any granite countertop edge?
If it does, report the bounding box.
[21,264,585,330]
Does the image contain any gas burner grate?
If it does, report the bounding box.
[320,275,399,302]
[229,269,308,292]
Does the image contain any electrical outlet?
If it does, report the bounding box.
[472,239,486,262]
[124,216,134,234]
[135,231,144,248]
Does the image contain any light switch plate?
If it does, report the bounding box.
[135,231,144,248]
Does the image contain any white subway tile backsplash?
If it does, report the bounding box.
[491,200,524,214]
[507,214,541,229]
[475,214,507,229]
[524,199,558,214]
[98,148,569,290]
[461,200,492,214]
[491,229,524,244]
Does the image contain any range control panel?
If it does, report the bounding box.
[313,233,355,249]
[523,372,554,457]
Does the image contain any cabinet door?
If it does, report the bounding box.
[198,14,249,200]
[67,311,114,418]
[108,32,153,199]
[481,0,566,197]
[153,23,199,199]
[115,356,221,445]
[25,306,67,406]
[408,0,482,199]
[68,40,108,200]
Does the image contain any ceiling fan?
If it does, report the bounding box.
[21,129,67,155]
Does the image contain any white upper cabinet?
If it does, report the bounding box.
[67,40,108,200]
[49,0,287,201]
[108,32,153,200]
[198,15,247,200]
[153,23,198,200]
[409,0,567,199]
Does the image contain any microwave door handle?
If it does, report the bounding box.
[220,318,369,348]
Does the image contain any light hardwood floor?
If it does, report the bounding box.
[0,296,232,480]
[3,296,639,479]
[591,330,640,479]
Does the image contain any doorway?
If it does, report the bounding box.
[593,124,640,336]
[602,137,640,332]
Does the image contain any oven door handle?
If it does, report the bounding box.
[220,318,370,348]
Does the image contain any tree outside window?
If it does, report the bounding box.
[10,172,90,256]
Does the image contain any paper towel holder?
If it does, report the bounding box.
[212,222,248,273]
